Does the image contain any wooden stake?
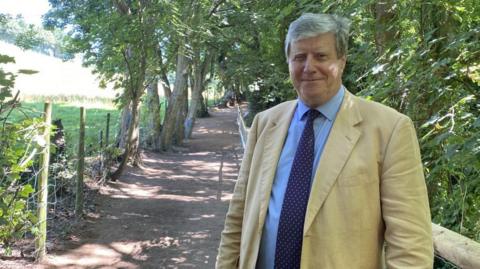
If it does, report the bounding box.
[105,113,110,147]
[75,107,85,218]
[35,102,52,262]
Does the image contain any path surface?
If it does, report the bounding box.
[42,107,241,268]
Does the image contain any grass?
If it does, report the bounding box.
[10,101,120,157]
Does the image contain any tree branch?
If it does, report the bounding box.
[208,0,226,18]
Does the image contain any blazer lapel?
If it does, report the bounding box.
[257,101,297,233]
[304,91,362,234]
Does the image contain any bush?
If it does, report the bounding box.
[0,53,43,255]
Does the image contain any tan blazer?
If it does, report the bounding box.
[216,91,433,269]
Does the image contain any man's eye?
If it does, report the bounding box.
[294,55,306,61]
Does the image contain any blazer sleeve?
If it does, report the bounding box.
[381,115,434,268]
[216,114,259,268]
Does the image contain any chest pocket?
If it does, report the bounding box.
[337,170,377,187]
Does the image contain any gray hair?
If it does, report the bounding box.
[285,13,351,60]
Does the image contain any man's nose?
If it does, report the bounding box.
[303,56,315,73]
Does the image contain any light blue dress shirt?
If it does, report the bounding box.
[256,86,345,269]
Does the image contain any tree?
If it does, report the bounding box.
[45,0,234,154]
[145,81,162,151]
[159,0,230,148]
[160,39,189,150]
[0,13,73,59]
[183,1,220,138]
[45,0,157,179]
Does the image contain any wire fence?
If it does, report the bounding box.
[1,101,114,260]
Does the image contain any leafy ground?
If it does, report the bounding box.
[0,106,241,268]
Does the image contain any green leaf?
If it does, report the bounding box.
[0,54,15,64]
[17,69,39,75]
[19,184,34,198]
[14,200,25,211]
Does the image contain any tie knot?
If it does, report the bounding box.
[307,109,321,121]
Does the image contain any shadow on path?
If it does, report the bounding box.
[41,107,242,269]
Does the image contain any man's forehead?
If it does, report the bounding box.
[290,35,336,51]
[292,33,335,44]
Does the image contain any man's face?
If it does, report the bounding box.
[288,33,346,108]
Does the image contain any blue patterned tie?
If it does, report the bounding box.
[274,109,320,269]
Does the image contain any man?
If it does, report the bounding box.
[217,13,433,269]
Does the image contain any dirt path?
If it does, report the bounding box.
[41,107,241,268]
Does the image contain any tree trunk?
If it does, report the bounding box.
[116,103,131,149]
[184,51,212,138]
[145,80,162,151]
[374,0,396,57]
[163,86,171,112]
[176,79,188,144]
[116,101,140,154]
[109,0,147,180]
[156,45,172,103]
[111,95,141,180]
[196,92,209,118]
[160,44,189,151]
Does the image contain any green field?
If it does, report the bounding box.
[10,102,121,157]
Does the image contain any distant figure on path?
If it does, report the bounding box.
[217,13,433,269]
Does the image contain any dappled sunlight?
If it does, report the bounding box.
[45,230,219,268]
[188,214,215,221]
[186,231,209,239]
[220,193,233,202]
[45,243,139,269]
[127,156,240,186]
[141,160,220,173]
[154,194,214,202]
[105,214,120,220]
[101,181,163,199]
[195,127,234,135]
[188,151,217,156]
[123,212,151,218]
[100,177,235,202]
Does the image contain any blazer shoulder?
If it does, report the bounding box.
[351,94,411,124]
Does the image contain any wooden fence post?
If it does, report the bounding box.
[35,102,52,262]
[105,113,110,147]
[99,130,103,149]
[75,107,85,218]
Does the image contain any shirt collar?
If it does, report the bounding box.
[296,85,345,121]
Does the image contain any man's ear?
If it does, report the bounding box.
[339,55,347,72]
